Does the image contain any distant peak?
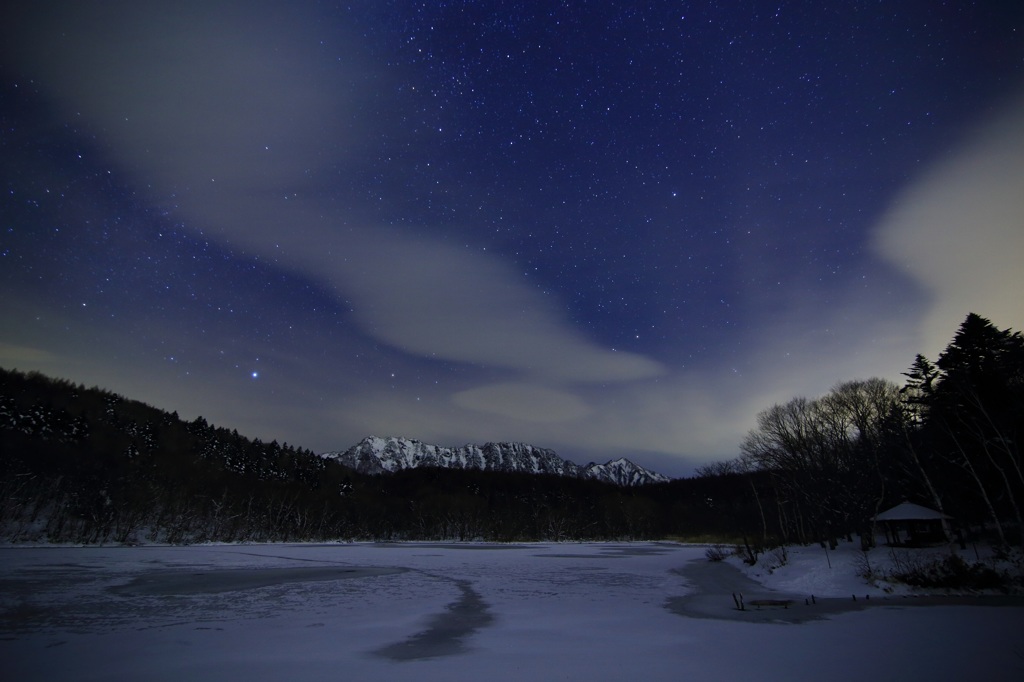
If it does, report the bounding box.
[321,437,671,486]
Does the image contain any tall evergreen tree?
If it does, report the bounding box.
[914,314,1024,546]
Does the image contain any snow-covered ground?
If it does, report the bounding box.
[732,537,1017,597]
[733,540,936,598]
[1,541,1022,681]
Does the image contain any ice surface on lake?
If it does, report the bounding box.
[1,542,1022,681]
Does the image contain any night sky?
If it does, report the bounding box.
[2,2,1022,476]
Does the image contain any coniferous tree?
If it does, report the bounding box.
[925,314,1024,546]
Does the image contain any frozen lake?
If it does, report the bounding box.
[2,542,1022,681]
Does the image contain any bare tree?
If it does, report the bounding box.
[741,379,902,547]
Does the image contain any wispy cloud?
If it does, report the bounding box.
[0,342,58,368]
[5,2,663,386]
[872,90,1024,353]
[2,0,672,473]
[452,382,593,423]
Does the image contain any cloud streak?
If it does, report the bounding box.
[4,1,663,386]
[872,90,1024,354]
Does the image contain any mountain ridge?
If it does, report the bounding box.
[321,435,671,486]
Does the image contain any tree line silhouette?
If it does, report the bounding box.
[706,313,1024,551]
[0,368,724,543]
[1,313,1020,547]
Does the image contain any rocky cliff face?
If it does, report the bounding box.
[321,436,670,486]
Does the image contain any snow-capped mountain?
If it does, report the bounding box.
[321,436,670,486]
[580,457,671,486]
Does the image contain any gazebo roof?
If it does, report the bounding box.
[875,501,950,521]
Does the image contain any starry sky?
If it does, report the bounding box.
[2,1,1023,477]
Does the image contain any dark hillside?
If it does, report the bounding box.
[0,368,767,543]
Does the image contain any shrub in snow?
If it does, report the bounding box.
[854,550,880,584]
[888,552,1009,591]
[758,546,789,573]
[733,540,761,566]
[705,544,729,562]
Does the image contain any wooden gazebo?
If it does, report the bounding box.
[875,501,951,546]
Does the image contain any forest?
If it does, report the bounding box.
[1,313,1021,550]
[0,366,726,544]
